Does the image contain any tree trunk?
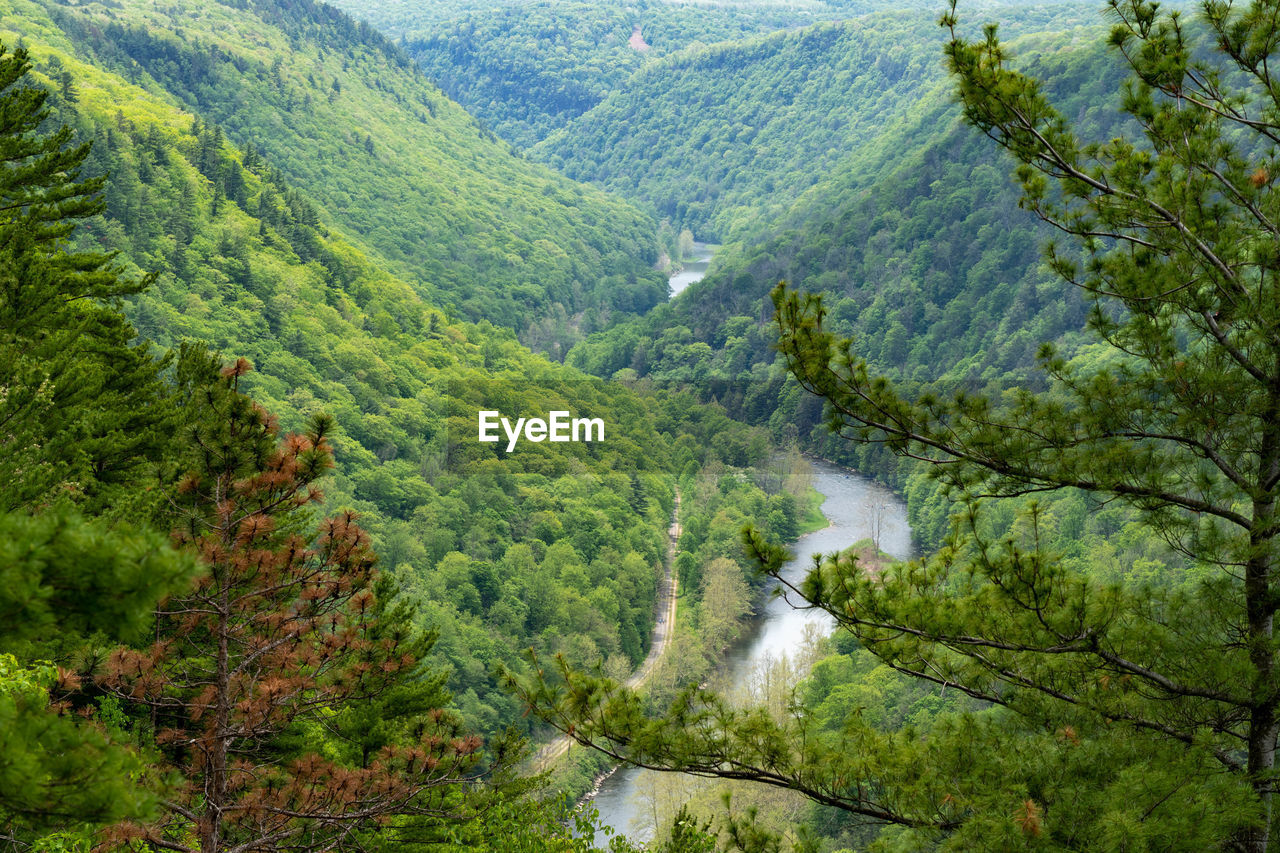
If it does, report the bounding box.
[1245,393,1280,853]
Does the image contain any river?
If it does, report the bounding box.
[668,242,715,298]
[589,460,914,846]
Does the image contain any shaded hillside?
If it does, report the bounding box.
[536,15,948,241]
[665,24,1128,374]
[534,6,1099,242]
[566,22,1128,508]
[370,0,928,148]
[330,0,931,39]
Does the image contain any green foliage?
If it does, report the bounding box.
[24,0,666,348]
[381,0,912,150]
[0,42,196,848]
[0,509,196,661]
[516,0,1280,847]
[0,40,175,514]
[536,15,954,242]
[0,654,157,847]
[424,795,644,852]
[0,1,797,744]
[659,805,717,853]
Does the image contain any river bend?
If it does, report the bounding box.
[590,460,913,845]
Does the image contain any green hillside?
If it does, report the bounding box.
[533,6,1100,242]
[566,17,1123,393]
[523,5,1276,849]
[9,0,1264,847]
[330,0,929,39]
[563,17,1137,572]
[18,0,667,351]
[0,0,802,744]
[536,15,951,242]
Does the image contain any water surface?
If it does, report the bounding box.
[590,460,913,846]
[668,243,715,298]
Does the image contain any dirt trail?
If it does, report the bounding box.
[531,490,681,772]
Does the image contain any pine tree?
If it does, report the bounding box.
[0,42,196,847]
[101,352,503,853]
[0,42,173,514]
[0,510,195,848]
[512,2,1280,849]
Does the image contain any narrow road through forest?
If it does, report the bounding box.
[531,489,682,772]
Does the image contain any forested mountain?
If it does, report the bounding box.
[8,0,667,350]
[533,14,1209,844]
[534,7,1100,242]
[331,0,926,39]
[10,0,1267,847]
[0,0,809,753]
[566,14,1126,431]
[537,15,945,242]
[501,2,1280,849]
[341,0,934,149]
[329,0,1100,242]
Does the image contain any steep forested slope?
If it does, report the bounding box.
[331,0,924,39]
[536,15,948,242]
[532,11,1228,848]
[333,0,1100,155]
[566,21,1130,544]
[0,0,800,738]
[17,0,666,348]
[568,19,1121,372]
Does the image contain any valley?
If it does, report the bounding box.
[1,0,1271,850]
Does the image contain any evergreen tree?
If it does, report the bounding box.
[0,43,195,848]
[0,42,173,515]
[101,352,507,853]
[0,510,195,848]
[513,2,1280,849]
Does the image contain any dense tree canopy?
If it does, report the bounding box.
[536,15,956,242]
[37,0,667,347]
[101,354,513,853]
[0,34,743,850]
[382,0,919,149]
[19,0,1269,846]
[0,40,174,515]
[515,1,1280,849]
[0,0,809,747]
